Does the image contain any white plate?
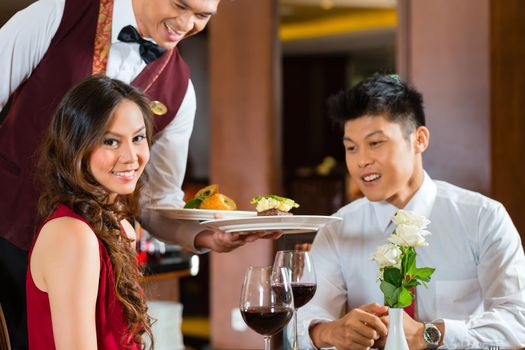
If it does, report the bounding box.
[200,215,342,234]
[155,208,257,221]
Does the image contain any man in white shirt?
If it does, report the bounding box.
[0,0,277,348]
[298,74,525,349]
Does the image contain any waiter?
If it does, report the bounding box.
[0,0,273,348]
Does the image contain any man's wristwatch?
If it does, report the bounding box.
[423,322,442,349]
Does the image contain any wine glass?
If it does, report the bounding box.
[273,250,317,350]
[240,266,294,350]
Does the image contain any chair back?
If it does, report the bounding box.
[0,304,11,350]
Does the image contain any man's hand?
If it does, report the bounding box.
[402,311,445,350]
[401,310,426,349]
[194,229,282,253]
[309,303,389,350]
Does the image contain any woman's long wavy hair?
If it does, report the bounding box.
[38,75,154,348]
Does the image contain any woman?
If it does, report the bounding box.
[27,75,154,349]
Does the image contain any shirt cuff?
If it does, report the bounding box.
[301,318,333,350]
[140,208,208,253]
[176,220,209,254]
[437,318,469,349]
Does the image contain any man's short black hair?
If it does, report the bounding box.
[328,74,425,135]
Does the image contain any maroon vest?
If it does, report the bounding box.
[0,0,190,250]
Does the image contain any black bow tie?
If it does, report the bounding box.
[118,25,166,64]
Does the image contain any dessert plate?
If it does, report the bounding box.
[156,208,257,221]
[200,215,342,234]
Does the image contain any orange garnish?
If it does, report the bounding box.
[200,193,237,210]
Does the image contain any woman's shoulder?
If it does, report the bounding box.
[31,216,101,292]
[34,216,100,265]
[41,216,97,244]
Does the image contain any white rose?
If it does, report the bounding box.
[388,224,431,247]
[392,210,430,229]
[369,243,402,269]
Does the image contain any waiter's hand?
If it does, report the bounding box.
[194,229,282,253]
[194,212,282,252]
[309,303,388,350]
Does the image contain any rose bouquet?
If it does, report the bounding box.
[369,210,435,308]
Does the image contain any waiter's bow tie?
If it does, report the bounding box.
[118,25,166,64]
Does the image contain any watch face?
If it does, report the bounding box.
[424,323,441,346]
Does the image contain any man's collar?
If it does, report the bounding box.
[111,0,138,44]
[370,171,437,233]
[372,201,398,234]
[403,171,437,222]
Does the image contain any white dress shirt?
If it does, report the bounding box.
[298,172,525,349]
[0,0,204,250]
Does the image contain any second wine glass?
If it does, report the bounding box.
[240,266,294,350]
[273,250,317,350]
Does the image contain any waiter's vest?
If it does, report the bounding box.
[0,0,190,250]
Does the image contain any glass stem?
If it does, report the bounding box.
[293,308,299,350]
[264,336,271,350]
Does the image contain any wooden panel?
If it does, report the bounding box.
[208,0,280,348]
[397,0,491,194]
[490,0,525,239]
[395,0,411,81]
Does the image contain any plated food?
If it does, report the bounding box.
[184,184,237,210]
[175,187,303,224]
[250,195,299,216]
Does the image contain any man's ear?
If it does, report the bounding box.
[414,126,430,154]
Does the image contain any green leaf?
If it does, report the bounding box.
[380,281,396,296]
[415,267,435,282]
[403,248,416,276]
[395,287,413,308]
[380,281,397,307]
[184,198,203,209]
[383,267,403,286]
[391,287,401,306]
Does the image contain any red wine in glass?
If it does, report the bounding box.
[291,282,317,308]
[272,282,317,308]
[273,250,317,350]
[240,266,293,350]
[241,306,293,336]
